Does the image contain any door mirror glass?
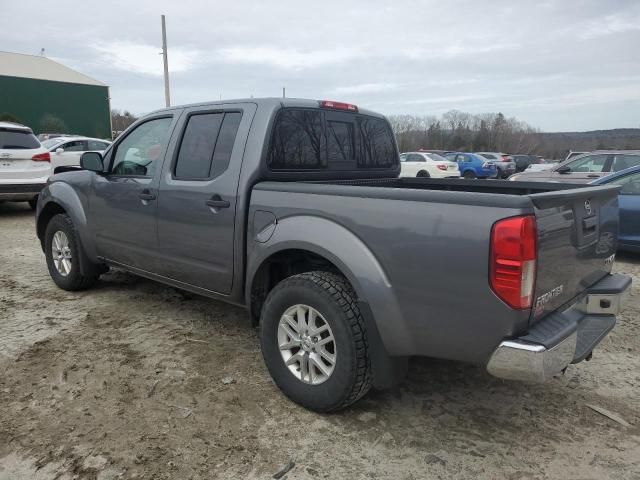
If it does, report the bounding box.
[55,147,64,154]
[80,151,104,172]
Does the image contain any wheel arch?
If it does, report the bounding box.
[246,215,411,388]
[36,183,94,259]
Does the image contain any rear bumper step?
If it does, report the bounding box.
[486,274,630,383]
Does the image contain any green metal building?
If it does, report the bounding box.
[0,51,111,138]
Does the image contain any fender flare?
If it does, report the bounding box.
[37,182,97,262]
[246,215,416,360]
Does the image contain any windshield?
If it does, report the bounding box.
[0,130,40,149]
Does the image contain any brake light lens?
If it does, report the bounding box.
[501,155,511,162]
[436,164,447,171]
[490,215,537,309]
[319,100,358,112]
[31,152,51,162]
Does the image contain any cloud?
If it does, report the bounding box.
[332,82,403,95]
[92,41,200,76]
[216,46,362,70]
[578,11,640,40]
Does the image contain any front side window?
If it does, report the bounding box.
[268,109,324,169]
[111,117,173,177]
[565,154,608,173]
[611,154,640,172]
[61,140,86,152]
[399,154,407,162]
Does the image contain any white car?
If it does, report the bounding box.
[0,122,52,209]
[42,136,111,170]
[399,151,459,178]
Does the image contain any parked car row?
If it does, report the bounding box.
[509,150,640,183]
[0,122,111,209]
[401,150,548,179]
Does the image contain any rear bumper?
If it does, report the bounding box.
[486,273,631,382]
[0,183,46,201]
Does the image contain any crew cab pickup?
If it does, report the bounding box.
[35,98,630,412]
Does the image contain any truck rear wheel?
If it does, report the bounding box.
[45,214,99,291]
[260,271,372,412]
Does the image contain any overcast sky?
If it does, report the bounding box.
[2,0,639,132]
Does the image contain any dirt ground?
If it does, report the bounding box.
[0,201,638,480]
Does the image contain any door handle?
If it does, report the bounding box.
[138,190,156,201]
[206,195,230,209]
[587,174,600,178]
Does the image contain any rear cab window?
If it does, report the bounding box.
[0,129,40,149]
[267,107,397,173]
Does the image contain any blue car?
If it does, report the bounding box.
[445,152,498,179]
[592,165,640,252]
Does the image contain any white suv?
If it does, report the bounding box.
[0,122,52,209]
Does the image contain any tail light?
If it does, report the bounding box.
[482,162,493,168]
[490,215,537,309]
[319,100,358,112]
[436,164,447,171]
[31,152,51,162]
[501,155,511,162]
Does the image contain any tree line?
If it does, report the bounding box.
[388,110,640,160]
[388,110,544,157]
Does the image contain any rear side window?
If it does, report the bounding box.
[0,130,40,149]
[268,110,324,169]
[174,112,242,180]
[611,154,640,172]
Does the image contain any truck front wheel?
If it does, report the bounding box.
[260,271,372,412]
[45,214,99,291]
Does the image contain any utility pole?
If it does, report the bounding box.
[161,15,171,107]
[282,87,286,98]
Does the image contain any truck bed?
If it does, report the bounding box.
[251,178,621,363]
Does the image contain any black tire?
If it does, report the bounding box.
[416,170,430,178]
[28,197,38,210]
[260,271,372,412]
[463,170,477,179]
[45,214,99,291]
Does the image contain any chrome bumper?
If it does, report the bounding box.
[487,333,577,382]
[487,274,630,383]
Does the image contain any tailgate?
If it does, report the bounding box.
[529,184,620,323]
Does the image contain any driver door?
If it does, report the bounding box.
[90,114,180,270]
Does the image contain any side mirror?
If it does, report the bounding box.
[80,151,104,172]
[556,165,571,174]
[55,147,64,154]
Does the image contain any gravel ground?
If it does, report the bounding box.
[0,201,639,480]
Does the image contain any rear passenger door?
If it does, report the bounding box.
[156,103,255,294]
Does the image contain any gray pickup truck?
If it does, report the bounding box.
[35,98,630,412]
